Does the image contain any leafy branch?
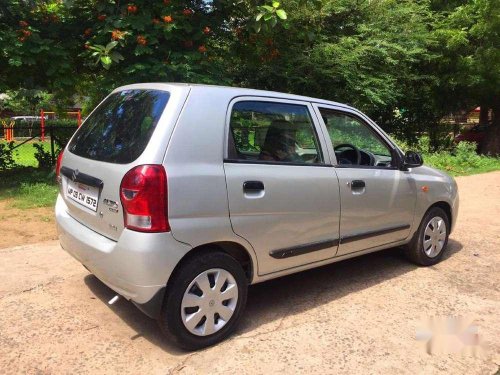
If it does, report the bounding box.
[87,41,124,70]
[254,1,287,32]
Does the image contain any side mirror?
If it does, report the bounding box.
[403,151,423,168]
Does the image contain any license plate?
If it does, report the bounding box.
[66,180,99,212]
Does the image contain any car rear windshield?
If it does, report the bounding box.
[68,89,170,163]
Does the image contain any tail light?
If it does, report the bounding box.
[120,165,169,232]
[56,150,64,183]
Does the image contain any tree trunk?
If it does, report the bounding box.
[479,98,500,156]
[493,98,500,128]
[479,106,489,125]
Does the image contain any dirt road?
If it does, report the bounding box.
[1,172,499,374]
[0,201,57,248]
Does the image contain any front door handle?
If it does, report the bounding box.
[243,181,264,192]
[351,180,365,189]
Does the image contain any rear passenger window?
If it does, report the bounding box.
[228,101,323,164]
[68,89,170,164]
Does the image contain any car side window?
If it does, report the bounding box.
[319,109,393,167]
[228,101,324,164]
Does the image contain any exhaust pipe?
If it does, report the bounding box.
[108,295,120,305]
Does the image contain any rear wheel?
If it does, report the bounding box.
[159,251,247,350]
[404,207,450,266]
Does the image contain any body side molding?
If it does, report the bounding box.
[269,224,411,259]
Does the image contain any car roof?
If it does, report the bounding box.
[112,83,355,111]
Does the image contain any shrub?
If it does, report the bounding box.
[33,143,53,169]
[45,119,79,128]
[391,135,500,176]
[45,119,78,149]
[0,141,16,171]
[1,118,78,141]
[423,141,500,175]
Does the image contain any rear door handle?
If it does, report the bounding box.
[351,180,365,189]
[243,181,264,192]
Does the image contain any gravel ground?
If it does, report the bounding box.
[0,171,499,374]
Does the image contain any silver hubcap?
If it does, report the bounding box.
[181,268,238,336]
[423,216,447,258]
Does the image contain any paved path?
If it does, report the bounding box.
[1,172,499,374]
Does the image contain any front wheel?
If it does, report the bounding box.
[404,207,450,266]
[159,251,248,350]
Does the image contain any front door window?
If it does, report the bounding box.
[319,109,393,167]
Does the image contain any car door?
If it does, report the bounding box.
[313,105,417,257]
[223,98,341,275]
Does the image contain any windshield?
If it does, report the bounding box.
[68,89,170,163]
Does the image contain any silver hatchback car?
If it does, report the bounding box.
[55,83,458,349]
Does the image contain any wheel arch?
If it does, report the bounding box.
[166,241,255,294]
[427,201,452,228]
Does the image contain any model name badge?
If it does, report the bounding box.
[103,199,118,208]
[103,199,119,213]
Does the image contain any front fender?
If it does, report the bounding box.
[410,166,459,233]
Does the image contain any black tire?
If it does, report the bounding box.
[404,207,450,266]
[158,251,248,350]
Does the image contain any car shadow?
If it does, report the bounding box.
[83,238,463,353]
[239,238,462,335]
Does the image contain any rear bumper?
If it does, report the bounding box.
[55,195,191,315]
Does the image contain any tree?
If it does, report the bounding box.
[432,0,500,153]
[0,0,498,154]
[227,1,440,139]
[225,0,499,152]
[0,0,262,108]
[0,88,54,115]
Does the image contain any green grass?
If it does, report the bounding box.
[5,141,53,167]
[424,152,500,176]
[394,137,500,176]
[0,167,58,209]
[0,141,59,209]
[419,141,500,176]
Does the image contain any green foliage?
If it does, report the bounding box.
[32,143,53,169]
[254,2,288,32]
[0,0,498,150]
[433,0,500,112]
[228,0,438,112]
[45,119,79,127]
[0,0,239,101]
[0,89,54,114]
[395,136,500,176]
[88,41,124,70]
[424,143,500,176]
[0,141,16,171]
[44,119,78,148]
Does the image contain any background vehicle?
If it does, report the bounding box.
[55,84,459,349]
[454,123,488,145]
[10,115,47,124]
